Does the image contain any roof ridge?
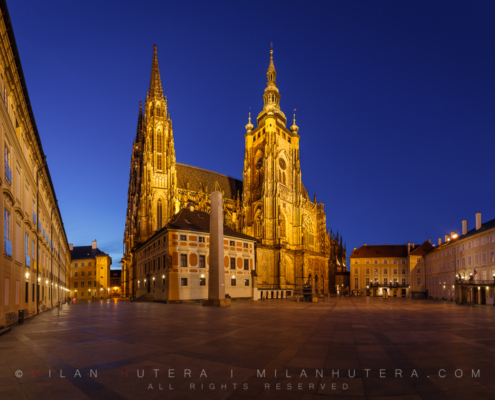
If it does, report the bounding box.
[176,162,241,182]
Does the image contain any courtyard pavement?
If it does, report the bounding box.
[1,297,495,400]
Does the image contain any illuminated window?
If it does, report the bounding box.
[180,254,187,267]
[230,258,235,270]
[199,255,205,268]
[231,278,236,286]
[244,259,249,270]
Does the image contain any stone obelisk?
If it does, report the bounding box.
[202,191,231,307]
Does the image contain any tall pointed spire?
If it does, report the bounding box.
[263,45,281,113]
[135,101,143,141]
[148,44,164,100]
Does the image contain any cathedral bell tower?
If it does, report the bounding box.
[139,44,177,240]
[243,49,303,249]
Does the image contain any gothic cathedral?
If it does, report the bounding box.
[122,46,345,298]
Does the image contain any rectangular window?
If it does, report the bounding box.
[394,269,397,274]
[180,254,187,267]
[180,235,186,241]
[374,269,378,274]
[417,277,421,286]
[81,282,84,287]
[244,279,249,286]
[181,278,187,286]
[231,278,236,286]
[199,277,206,286]
[402,269,406,274]
[402,278,406,285]
[394,259,397,264]
[88,281,92,286]
[366,269,369,274]
[354,269,358,274]
[230,241,235,246]
[416,267,420,274]
[230,257,236,270]
[384,260,387,264]
[374,260,378,264]
[365,277,370,286]
[88,271,91,276]
[199,237,205,243]
[384,278,388,285]
[4,208,11,256]
[366,260,369,264]
[384,269,388,274]
[243,243,248,248]
[75,272,78,276]
[354,278,358,289]
[25,281,29,303]
[244,259,249,270]
[81,271,85,276]
[74,282,78,288]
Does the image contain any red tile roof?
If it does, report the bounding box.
[350,244,418,258]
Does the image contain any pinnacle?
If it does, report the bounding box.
[148,44,164,100]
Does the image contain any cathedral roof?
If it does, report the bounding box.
[176,163,243,200]
[166,208,256,241]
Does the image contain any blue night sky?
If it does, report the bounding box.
[7,0,495,269]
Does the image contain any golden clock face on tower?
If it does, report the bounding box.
[256,157,263,170]
[279,158,286,170]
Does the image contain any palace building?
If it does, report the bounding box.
[0,0,71,327]
[121,45,345,299]
[68,240,112,301]
[350,212,495,304]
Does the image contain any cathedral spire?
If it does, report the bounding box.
[148,44,164,100]
[135,100,143,141]
[263,46,281,112]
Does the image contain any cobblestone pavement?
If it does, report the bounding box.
[1,297,495,399]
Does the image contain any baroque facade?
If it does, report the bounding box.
[0,0,71,326]
[122,46,345,298]
[350,212,495,304]
[68,240,112,301]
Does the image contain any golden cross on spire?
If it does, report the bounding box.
[270,42,273,55]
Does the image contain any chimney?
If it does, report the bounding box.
[462,219,468,235]
[451,231,457,240]
[445,235,449,242]
[407,242,410,254]
[438,238,441,245]
[476,212,482,230]
[412,243,415,247]
[69,243,73,251]
[428,238,431,244]
[92,240,97,249]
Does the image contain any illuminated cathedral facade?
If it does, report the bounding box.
[121,46,345,298]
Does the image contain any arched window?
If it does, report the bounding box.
[255,213,263,238]
[157,200,162,230]
[157,131,162,152]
